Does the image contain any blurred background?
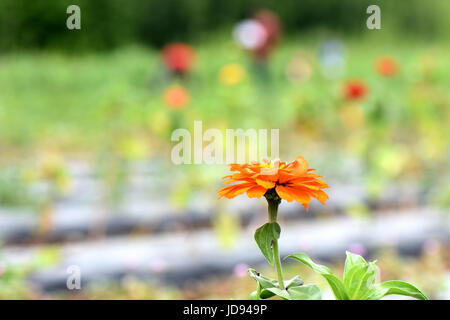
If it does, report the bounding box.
[0,0,449,299]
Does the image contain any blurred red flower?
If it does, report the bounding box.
[375,56,398,77]
[163,85,190,109]
[343,80,368,100]
[253,11,281,60]
[161,43,195,75]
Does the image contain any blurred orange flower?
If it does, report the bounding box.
[343,80,368,100]
[163,85,190,109]
[161,43,195,75]
[375,56,398,77]
[218,157,329,211]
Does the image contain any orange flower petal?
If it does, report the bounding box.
[247,185,268,198]
[286,156,308,175]
[310,190,329,205]
[275,185,294,202]
[256,178,276,189]
[286,186,311,204]
[218,182,255,199]
[278,171,294,184]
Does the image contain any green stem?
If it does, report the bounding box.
[266,192,284,290]
[272,238,284,289]
[267,199,279,222]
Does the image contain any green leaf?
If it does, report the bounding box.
[249,290,259,300]
[259,289,277,299]
[247,269,278,289]
[288,252,428,300]
[342,252,428,300]
[288,253,350,300]
[343,250,367,280]
[247,269,277,300]
[344,261,379,300]
[266,288,291,300]
[342,252,378,299]
[271,222,281,239]
[247,269,283,300]
[368,280,429,300]
[247,269,320,300]
[266,285,322,300]
[247,269,297,299]
[285,275,304,289]
[288,285,322,300]
[254,222,280,266]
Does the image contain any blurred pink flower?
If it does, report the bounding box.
[233,263,249,278]
[347,243,367,257]
[150,258,167,273]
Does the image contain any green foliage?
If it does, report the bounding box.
[0,263,31,299]
[0,0,449,51]
[248,269,321,300]
[0,167,34,207]
[254,222,280,266]
[367,280,430,300]
[287,252,349,300]
[288,251,429,300]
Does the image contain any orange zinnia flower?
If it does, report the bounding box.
[375,56,398,77]
[218,157,329,211]
[163,85,190,109]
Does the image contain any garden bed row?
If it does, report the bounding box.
[0,160,425,245]
[1,208,446,293]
